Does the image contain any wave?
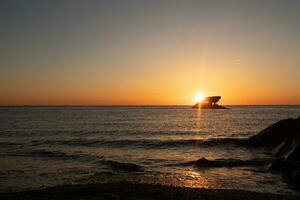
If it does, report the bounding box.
[0,141,23,147]
[10,149,143,173]
[11,150,81,159]
[104,160,144,172]
[194,138,247,146]
[186,157,273,168]
[33,137,248,149]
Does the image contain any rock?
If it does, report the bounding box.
[247,118,299,148]
[287,143,300,161]
[192,103,227,109]
[290,168,300,188]
[192,96,228,109]
[268,159,300,189]
[272,139,300,161]
[247,117,300,189]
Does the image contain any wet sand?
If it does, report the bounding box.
[0,182,298,200]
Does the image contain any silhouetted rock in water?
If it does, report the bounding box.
[192,96,227,109]
[247,117,300,189]
[105,160,144,172]
[192,103,227,109]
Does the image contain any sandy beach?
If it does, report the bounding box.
[0,182,299,200]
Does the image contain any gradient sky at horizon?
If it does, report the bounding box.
[0,0,299,105]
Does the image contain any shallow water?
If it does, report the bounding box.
[0,106,300,194]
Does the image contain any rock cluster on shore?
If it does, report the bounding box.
[247,117,300,188]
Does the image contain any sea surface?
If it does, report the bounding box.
[0,106,300,194]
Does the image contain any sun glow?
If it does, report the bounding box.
[195,93,205,102]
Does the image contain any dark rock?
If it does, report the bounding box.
[268,159,299,172]
[247,118,299,148]
[192,96,228,109]
[287,143,300,161]
[268,159,300,189]
[192,103,227,109]
[247,117,300,189]
[272,139,300,161]
[290,168,300,188]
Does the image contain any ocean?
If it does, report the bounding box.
[0,106,300,194]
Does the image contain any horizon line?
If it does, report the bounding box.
[0,104,300,107]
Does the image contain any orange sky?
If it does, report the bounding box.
[0,1,299,105]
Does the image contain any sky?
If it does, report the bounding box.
[0,0,299,105]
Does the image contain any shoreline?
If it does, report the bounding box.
[0,182,299,200]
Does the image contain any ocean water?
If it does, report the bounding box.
[0,106,300,194]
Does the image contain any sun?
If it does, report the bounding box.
[195,93,205,102]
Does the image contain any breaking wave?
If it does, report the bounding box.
[10,149,143,173]
[104,160,144,172]
[11,150,81,159]
[185,157,272,168]
[27,137,248,149]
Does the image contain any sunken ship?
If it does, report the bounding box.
[192,96,227,109]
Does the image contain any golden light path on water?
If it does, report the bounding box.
[88,100,211,189]
[194,106,206,187]
[172,103,209,188]
[87,171,210,189]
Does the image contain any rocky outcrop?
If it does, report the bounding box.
[192,96,228,109]
[192,103,227,109]
[247,118,299,148]
[247,117,300,189]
